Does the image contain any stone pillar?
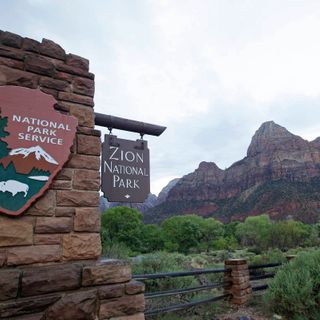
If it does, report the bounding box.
[224,259,252,305]
[286,255,296,261]
[0,30,145,320]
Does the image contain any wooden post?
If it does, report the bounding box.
[224,259,252,305]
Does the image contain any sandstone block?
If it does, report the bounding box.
[0,269,21,301]
[82,260,131,286]
[0,56,24,69]
[98,284,125,299]
[62,233,101,260]
[27,190,56,216]
[55,168,73,180]
[40,39,66,60]
[231,263,249,271]
[77,126,101,136]
[231,270,249,277]
[0,45,24,60]
[40,87,58,98]
[0,31,23,48]
[55,71,73,82]
[110,314,145,320]
[7,245,61,266]
[0,249,6,266]
[51,180,72,190]
[25,54,56,76]
[66,54,89,71]
[56,63,94,79]
[21,263,81,296]
[56,190,99,207]
[0,293,60,318]
[231,295,250,305]
[232,282,251,291]
[73,169,100,191]
[231,288,248,297]
[0,216,33,247]
[6,313,44,320]
[58,91,94,106]
[77,134,100,155]
[23,37,40,53]
[34,234,62,245]
[35,217,72,234]
[225,259,247,265]
[74,208,100,232]
[55,207,75,217]
[69,103,95,127]
[44,289,97,320]
[125,281,145,295]
[232,275,250,285]
[0,65,38,88]
[72,77,94,96]
[40,77,69,91]
[66,154,100,170]
[99,294,145,319]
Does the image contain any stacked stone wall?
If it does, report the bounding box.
[0,260,145,319]
[0,30,145,319]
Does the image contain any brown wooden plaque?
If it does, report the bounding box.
[101,135,150,203]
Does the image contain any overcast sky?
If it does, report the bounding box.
[1,0,320,195]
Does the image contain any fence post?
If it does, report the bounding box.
[286,255,296,261]
[224,259,252,305]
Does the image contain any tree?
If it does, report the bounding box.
[140,224,164,253]
[161,215,203,253]
[270,220,311,250]
[199,218,224,251]
[236,214,272,252]
[101,206,144,253]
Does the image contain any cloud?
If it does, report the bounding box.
[1,0,320,195]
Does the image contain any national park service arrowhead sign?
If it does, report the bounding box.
[0,86,78,216]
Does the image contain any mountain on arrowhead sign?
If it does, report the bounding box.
[0,86,77,216]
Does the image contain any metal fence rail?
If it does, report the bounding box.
[145,293,231,317]
[248,262,282,270]
[250,273,276,281]
[136,261,283,318]
[135,266,229,318]
[145,281,231,299]
[133,267,228,281]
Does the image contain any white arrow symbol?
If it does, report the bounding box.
[125,194,131,199]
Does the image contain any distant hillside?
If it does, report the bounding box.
[99,193,158,213]
[99,178,180,214]
[144,121,320,224]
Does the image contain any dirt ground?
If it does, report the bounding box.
[217,305,272,320]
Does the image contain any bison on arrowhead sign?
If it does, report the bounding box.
[0,86,77,216]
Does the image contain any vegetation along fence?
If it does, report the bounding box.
[133,259,283,317]
[249,262,282,292]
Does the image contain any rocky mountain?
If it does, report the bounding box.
[99,193,158,213]
[144,121,320,224]
[157,178,180,204]
[0,146,58,174]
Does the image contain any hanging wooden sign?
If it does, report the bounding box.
[101,135,150,203]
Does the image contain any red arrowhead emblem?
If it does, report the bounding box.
[0,86,78,216]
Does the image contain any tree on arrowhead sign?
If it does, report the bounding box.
[0,86,77,216]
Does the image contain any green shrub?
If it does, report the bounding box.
[248,248,286,266]
[100,228,131,259]
[264,250,320,319]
